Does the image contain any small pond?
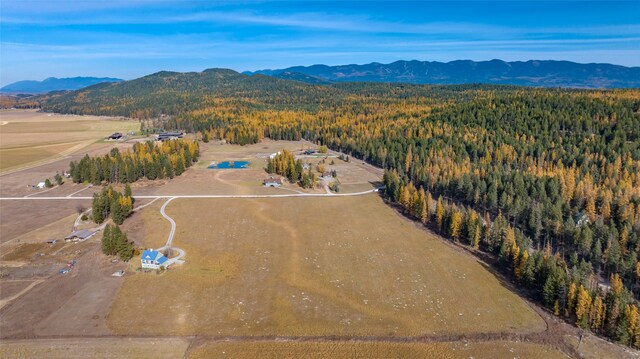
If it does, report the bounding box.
[208,161,250,169]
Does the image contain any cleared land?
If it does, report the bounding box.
[0,244,127,338]
[0,109,139,172]
[0,201,88,244]
[1,139,637,358]
[0,338,190,359]
[188,340,568,359]
[108,195,545,336]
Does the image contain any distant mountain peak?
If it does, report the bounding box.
[1,76,123,94]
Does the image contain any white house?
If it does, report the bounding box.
[141,250,169,270]
[263,176,283,187]
[36,182,46,189]
[269,151,281,159]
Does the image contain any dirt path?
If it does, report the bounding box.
[0,331,583,358]
[156,197,185,265]
[159,198,177,248]
[0,279,44,310]
[66,185,91,198]
[212,170,250,195]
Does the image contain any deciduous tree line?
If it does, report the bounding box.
[384,169,640,346]
[69,139,199,184]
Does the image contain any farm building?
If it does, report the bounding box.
[263,176,283,187]
[107,132,123,140]
[36,182,46,189]
[65,229,97,242]
[157,132,184,141]
[141,250,169,270]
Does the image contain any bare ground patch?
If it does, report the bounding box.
[188,340,567,359]
[0,244,127,338]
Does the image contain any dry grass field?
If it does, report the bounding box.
[0,109,139,172]
[188,340,568,359]
[0,202,86,244]
[120,199,170,250]
[0,338,190,359]
[1,137,638,358]
[565,333,639,359]
[108,195,545,337]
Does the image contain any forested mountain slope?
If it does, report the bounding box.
[248,59,640,88]
[30,68,640,347]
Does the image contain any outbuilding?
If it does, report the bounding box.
[157,132,184,141]
[107,132,123,140]
[263,176,283,187]
[65,229,97,242]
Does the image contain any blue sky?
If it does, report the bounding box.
[1,1,638,85]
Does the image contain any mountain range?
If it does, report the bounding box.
[0,77,123,94]
[247,59,640,88]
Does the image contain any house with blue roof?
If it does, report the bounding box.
[141,249,169,270]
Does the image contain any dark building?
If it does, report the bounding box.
[157,132,184,141]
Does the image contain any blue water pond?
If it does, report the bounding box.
[208,161,250,169]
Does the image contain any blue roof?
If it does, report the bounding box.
[142,250,158,260]
[141,250,166,263]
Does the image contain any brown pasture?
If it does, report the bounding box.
[188,340,568,359]
[108,195,545,337]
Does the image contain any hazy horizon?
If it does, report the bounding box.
[1,1,639,86]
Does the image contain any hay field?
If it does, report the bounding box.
[0,109,139,172]
[188,340,567,359]
[108,195,545,337]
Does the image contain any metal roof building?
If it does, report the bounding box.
[65,229,97,241]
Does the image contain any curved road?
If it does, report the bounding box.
[159,197,177,249]
[157,197,186,265]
